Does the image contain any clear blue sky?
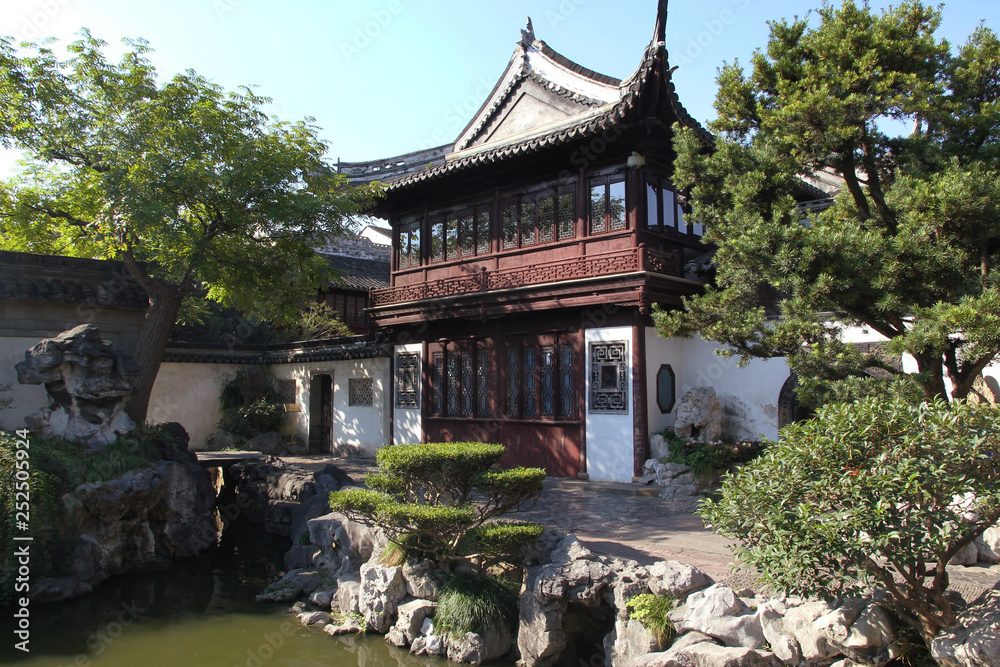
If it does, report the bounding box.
[1,0,997,169]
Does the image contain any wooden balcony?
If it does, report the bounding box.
[370,245,681,309]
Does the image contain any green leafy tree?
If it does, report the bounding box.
[0,32,378,423]
[655,1,1000,406]
[330,442,544,565]
[700,397,1000,647]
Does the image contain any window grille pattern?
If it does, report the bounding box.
[589,341,628,414]
[589,176,626,234]
[395,353,419,408]
[538,197,555,243]
[431,352,444,415]
[446,352,460,416]
[559,344,574,418]
[558,193,575,239]
[276,379,296,403]
[459,215,475,257]
[477,348,490,417]
[349,378,374,407]
[520,200,537,246]
[462,353,475,416]
[540,345,555,417]
[523,346,538,417]
[502,204,518,249]
[506,348,519,415]
[476,211,490,254]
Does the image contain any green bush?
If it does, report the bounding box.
[218,367,283,438]
[626,593,677,645]
[663,431,766,477]
[434,572,519,638]
[330,442,544,565]
[699,396,1000,648]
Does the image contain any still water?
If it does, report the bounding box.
[1,521,487,667]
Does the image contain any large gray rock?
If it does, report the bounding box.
[205,429,247,452]
[976,526,1000,564]
[247,431,284,455]
[387,598,436,647]
[446,626,512,665]
[677,585,766,650]
[255,569,329,603]
[359,562,407,633]
[604,618,671,667]
[402,558,448,600]
[626,642,782,667]
[16,324,136,447]
[517,536,617,666]
[334,576,361,615]
[647,560,714,601]
[35,455,218,602]
[672,386,722,443]
[781,601,840,662]
[932,585,1000,667]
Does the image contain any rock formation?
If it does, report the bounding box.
[673,386,722,443]
[16,324,136,447]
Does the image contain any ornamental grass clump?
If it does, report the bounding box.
[626,593,677,645]
[434,572,520,639]
[700,396,1000,649]
[329,442,545,565]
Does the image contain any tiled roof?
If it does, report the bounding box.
[319,252,390,291]
[0,250,149,309]
[162,335,391,364]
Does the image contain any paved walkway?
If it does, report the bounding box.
[274,455,998,600]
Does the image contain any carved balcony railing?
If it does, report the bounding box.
[370,245,680,308]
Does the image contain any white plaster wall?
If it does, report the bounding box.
[585,326,633,483]
[393,344,422,447]
[148,362,236,450]
[271,356,391,457]
[676,335,789,442]
[643,330,686,437]
[0,337,51,431]
[643,329,791,442]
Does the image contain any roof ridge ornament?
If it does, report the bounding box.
[521,16,535,47]
[653,0,668,45]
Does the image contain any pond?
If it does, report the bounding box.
[0,519,507,667]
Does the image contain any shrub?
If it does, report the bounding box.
[218,367,283,438]
[626,593,677,645]
[434,572,520,638]
[663,432,766,477]
[330,442,545,565]
[699,397,1000,648]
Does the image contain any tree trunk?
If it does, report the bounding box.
[125,284,184,425]
[913,352,948,402]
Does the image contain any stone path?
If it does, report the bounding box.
[284,455,999,600]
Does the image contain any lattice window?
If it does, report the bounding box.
[459,215,475,257]
[558,192,575,239]
[538,196,555,243]
[477,347,490,417]
[520,200,537,246]
[447,352,461,416]
[461,352,474,416]
[540,345,555,417]
[446,218,459,260]
[349,378,374,407]
[609,180,626,230]
[395,353,419,408]
[476,210,490,254]
[276,379,296,403]
[523,346,538,418]
[431,219,445,262]
[559,343,574,418]
[506,348,519,416]
[589,341,628,414]
[431,352,444,416]
[502,203,518,249]
[589,176,626,234]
